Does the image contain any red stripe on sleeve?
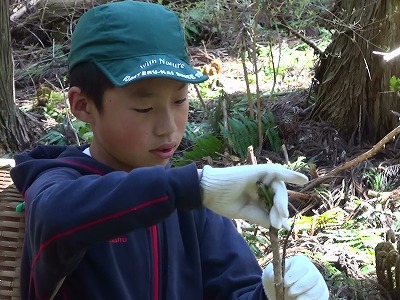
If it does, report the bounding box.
[30,195,169,299]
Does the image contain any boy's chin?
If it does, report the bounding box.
[134,158,170,169]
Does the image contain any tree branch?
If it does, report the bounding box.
[301,123,400,192]
[277,16,324,57]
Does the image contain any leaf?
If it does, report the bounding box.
[39,130,66,145]
[173,134,223,166]
[219,113,282,159]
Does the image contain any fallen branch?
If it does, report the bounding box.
[301,123,400,192]
[288,190,310,202]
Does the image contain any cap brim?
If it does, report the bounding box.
[94,54,208,87]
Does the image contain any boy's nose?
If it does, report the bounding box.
[155,111,178,136]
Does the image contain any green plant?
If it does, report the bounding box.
[285,156,314,173]
[219,113,282,159]
[375,230,400,293]
[271,0,330,32]
[364,168,394,192]
[172,134,223,167]
[40,90,66,122]
[239,224,270,259]
[389,75,400,95]
[263,111,282,152]
[72,120,93,143]
[38,129,67,145]
[174,1,221,44]
[184,121,211,141]
[196,80,223,99]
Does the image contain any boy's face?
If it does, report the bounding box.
[87,78,189,171]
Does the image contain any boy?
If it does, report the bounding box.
[10,1,329,299]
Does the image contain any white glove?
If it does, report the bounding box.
[262,255,329,300]
[200,164,308,229]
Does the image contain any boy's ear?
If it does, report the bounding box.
[68,86,95,123]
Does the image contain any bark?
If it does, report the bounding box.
[0,1,32,153]
[311,0,400,144]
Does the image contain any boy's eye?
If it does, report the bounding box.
[132,108,152,113]
[175,98,187,105]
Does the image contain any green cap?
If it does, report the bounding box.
[68,1,208,86]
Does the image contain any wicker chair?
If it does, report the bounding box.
[0,159,23,300]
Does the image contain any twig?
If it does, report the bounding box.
[277,16,324,57]
[251,0,263,149]
[301,123,400,192]
[281,144,289,164]
[240,36,254,120]
[246,145,257,165]
[193,85,209,113]
[268,22,282,103]
[247,146,284,299]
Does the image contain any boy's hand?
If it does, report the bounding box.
[262,255,329,300]
[200,164,308,229]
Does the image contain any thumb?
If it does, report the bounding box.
[239,204,270,228]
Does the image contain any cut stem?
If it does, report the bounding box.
[269,227,284,299]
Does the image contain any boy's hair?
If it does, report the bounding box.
[68,62,113,113]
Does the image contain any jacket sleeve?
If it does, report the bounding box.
[23,164,202,299]
[199,211,267,300]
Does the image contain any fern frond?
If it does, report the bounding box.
[172,134,223,166]
[220,116,259,159]
[262,111,282,152]
[219,112,282,159]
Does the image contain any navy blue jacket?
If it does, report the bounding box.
[11,145,267,300]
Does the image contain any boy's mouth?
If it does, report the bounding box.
[151,143,176,159]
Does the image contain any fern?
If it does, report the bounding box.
[219,112,282,159]
[263,111,282,152]
[172,134,223,167]
[220,116,258,159]
[184,121,211,141]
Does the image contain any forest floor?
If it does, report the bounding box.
[7,1,400,299]
[188,43,400,300]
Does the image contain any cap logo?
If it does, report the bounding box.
[140,58,185,70]
[122,57,204,83]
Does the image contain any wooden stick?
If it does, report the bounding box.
[301,124,400,192]
[269,227,284,299]
[247,146,284,299]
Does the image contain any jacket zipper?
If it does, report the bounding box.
[150,225,159,300]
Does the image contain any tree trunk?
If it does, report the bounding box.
[311,0,400,144]
[0,1,32,153]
